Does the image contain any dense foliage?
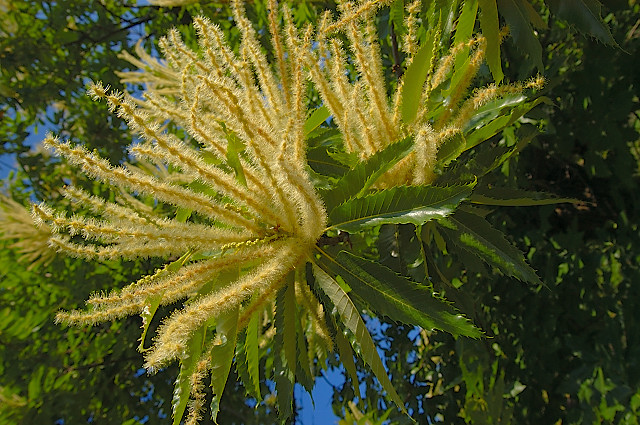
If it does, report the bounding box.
[1,1,638,424]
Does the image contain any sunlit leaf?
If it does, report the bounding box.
[304,106,331,135]
[452,0,479,77]
[465,96,551,149]
[401,29,438,124]
[329,182,475,232]
[478,0,504,82]
[138,292,164,353]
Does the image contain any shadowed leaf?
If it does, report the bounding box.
[316,248,482,338]
[311,264,408,414]
[437,209,542,285]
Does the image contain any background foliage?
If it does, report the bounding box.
[1,0,639,424]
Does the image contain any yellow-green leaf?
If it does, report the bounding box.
[479,0,504,82]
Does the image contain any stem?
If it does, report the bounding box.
[390,22,403,80]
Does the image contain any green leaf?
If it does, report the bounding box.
[497,0,543,71]
[449,125,538,182]
[547,0,618,46]
[465,96,550,149]
[274,282,295,421]
[329,182,475,232]
[172,324,206,425]
[28,366,45,401]
[455,0,479,45]
[225,129,247,187]
[436,132,467,167]
[282,273,297,377]
[138,251,193,352]
[210,305,239,424]
[478,0,504,82]
[390,0,405,36]
[316,248,481,338]
[319,135,414,213]
[138,292,164,352]
[295,305,315,395]
[401,28,438,124]
[175,206,192,223]
[463,94,527,133]
[453,0,479,75]
[311,264,408,414]
[245,311,261,397]
[236,311,261,399]
[470,187,582,206]
[333,324,362,400]
[307,144,351,178]
[438,209,542,285]
[304,106,331,135]
[518,0,547,29]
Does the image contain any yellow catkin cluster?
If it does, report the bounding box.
[40,0,328,373]
[0,194,54,270]
[304,1,544,186]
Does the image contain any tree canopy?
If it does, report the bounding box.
[1,1,639,424]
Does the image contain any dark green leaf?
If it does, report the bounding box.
[172,324,205,425]
[295,303,315,395]
[497,0,544,71]
[316,248,481,337]
[390,0,405,36]
[333,324,362,400]
[470,186,582,206]
[438,209,542,285]
[547,0,618,46]
[236,311,261,399]
[311,264,407,414]
[282,273,297,376]
[307,144,351,178]
[436,132,467,167]
[274,282,295,422]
